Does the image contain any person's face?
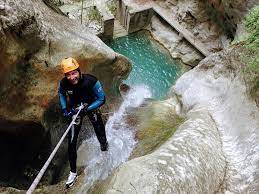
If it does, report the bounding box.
[65,70,80,85]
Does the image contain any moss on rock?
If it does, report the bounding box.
[241,6,259,104]
[130,100,184,159]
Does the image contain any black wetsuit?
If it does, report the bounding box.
[58,74,107,173]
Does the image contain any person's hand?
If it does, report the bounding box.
[78,103,88,116]
[70,108,77,115]
[83,103,89,112]
[62,109,75,119]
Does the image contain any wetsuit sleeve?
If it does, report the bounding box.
[58,81,67,110]
[87,81,105,111]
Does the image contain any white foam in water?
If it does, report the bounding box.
[77,85,152,193]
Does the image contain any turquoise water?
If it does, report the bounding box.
[107,31,182,99]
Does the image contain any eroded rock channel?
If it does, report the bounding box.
[0,0,258,193]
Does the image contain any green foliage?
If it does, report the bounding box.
[242,6,259,102]
[244,6,259,71]
[106,0,117,16]
[88,6,102,22]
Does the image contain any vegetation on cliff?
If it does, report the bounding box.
[244,6,259,70]
[243,6,259,104]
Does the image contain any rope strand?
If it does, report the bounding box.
[26,105,83,194]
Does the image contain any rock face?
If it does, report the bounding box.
[0,0,131,121]
[149,16,203,67]
[137,0,231,67]
[203,0,257,40]
[172,47,259,193]
[156,0,228,51]
[97,108,226,193]
[93,46,259,193]
[130,98,183,159]
[0,0,131,187]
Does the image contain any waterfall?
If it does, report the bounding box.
[76,85,152,192]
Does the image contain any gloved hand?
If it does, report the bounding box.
[62,109,76,119]
[83,103,89,111]
[79,103,89,116]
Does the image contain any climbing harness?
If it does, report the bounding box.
[26,104,84,194]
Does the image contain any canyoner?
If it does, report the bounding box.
[58,57,109,188]
[26,57,110,192]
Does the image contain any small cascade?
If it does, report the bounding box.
[77,85,151,192]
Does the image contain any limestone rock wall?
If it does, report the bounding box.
[172,47,259,192]
[145,0,227,67]
[0,0,131,122]
[204,0,258,39]
[149,16,203,67]
[156,0,227,51]
[95,108,226,193]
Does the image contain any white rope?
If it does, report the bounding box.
[26,105,84,194]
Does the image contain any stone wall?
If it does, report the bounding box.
[117,0,154,33]
[99,17,115,41]
[128,8,154,33]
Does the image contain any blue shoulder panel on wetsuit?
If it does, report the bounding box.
[58,82,67,110]
[87,81,105,111]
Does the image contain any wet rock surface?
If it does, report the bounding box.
[0,0,130,121]
[0,0,258,193]
[0,0,131,188]
[130,98,184,159]
[94,108,226,193]
[172,47,259,192]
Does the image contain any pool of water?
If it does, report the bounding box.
[107,30,182,99]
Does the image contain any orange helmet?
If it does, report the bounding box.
[60,57,80,74]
